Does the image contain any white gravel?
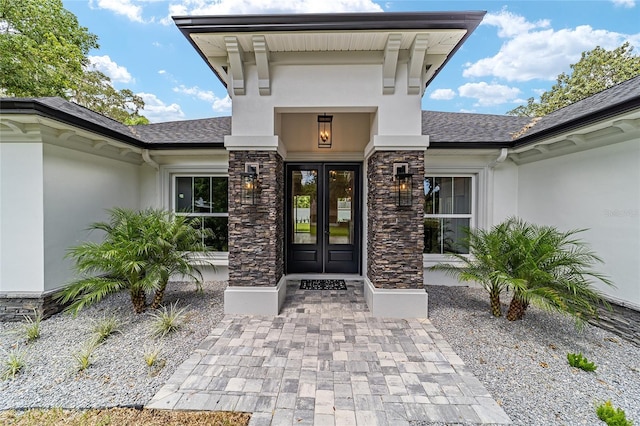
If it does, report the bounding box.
[0,280,225,410]
[2,281,638,426]
[422,285,640,426]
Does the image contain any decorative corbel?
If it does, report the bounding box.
[382,33,402,95]
[407,34,429,95]
[253,35,270,96]
[225,36,246,96]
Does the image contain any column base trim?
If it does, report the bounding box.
[223,276,287,315]
[364,277,428,318]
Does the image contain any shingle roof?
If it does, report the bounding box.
[422,111,530,145]
[2,76,639,149]
[131,116,230,145]
[515,75,640,143]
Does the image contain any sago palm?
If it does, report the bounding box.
[503,219,613,325]
[432,220,517,317]
[58,208,207,314]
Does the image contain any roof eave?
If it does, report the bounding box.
[173,11,486,89]
[514,96,640,148]
[0,99,146,148]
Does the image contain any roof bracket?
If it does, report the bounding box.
[252,35,271,96]
[612,119,639,133]
[225,36,246,96]
[382,33,402,95]
[407,34,429,95]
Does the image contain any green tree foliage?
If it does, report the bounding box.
[435,218,613,325]
[58,208,207,314]
[508,42,640,117]
[0,0,148,124]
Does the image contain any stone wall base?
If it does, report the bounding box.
[589,302,640,347]
[0,291,64,322]
[223,276,287,315]
[364,278,428,318]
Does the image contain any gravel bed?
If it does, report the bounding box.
[421,285,640,426]
[0,280,225,410]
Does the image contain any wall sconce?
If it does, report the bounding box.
[393,163,412,207]
[241,163,259,205]
[318,114,333,148]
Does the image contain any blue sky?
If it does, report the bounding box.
[62,0,640,123]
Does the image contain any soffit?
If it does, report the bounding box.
[190,30,466,58]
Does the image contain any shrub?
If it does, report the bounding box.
[596,401,633,426]
[149,301,187,338]
[1,349,26,380]
[142,343,162,367]
[22,309,43,343]
[58,208,207,315]
[91,314,122,343]
[567,352,597,372]
[73,340,99,372]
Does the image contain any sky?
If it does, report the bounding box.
[61,0,640,123]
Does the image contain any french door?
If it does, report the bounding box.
[285,163,361,274]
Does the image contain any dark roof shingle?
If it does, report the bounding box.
[422,110,530,144]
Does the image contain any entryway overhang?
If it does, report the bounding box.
[174,11,485,97]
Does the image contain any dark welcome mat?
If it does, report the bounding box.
[300,279,347,290]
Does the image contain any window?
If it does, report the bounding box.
[424,176,473,254]
[174,176,228,251]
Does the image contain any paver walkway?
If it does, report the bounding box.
[147,280,511,425]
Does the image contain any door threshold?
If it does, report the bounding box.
[285,273,363,281]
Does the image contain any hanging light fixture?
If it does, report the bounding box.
[394,163,413,207]
[241,163,259,205]
[318,114,333,148]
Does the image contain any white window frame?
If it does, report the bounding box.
[422,165,487,266]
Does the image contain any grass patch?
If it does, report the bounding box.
[567,352,597,372]
[72,340,99,372]
[0,408,251,425]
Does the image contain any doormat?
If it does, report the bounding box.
[300,279,347,290]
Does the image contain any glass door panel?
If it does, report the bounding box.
[328,170,354,245]
[291,169,318,244]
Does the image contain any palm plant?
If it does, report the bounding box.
[503,219,613,324]
[58,208,207,314]
[433,220,516,317]
[143,210,206,310]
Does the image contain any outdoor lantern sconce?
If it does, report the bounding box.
[393,163,413,207]
[241,163,259,205]
[318,114,333,148]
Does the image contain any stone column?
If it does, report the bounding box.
[228,150,284,287]
[367,150,425,289]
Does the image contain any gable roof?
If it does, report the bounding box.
[132,116,230,146]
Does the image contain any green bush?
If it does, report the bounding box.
[91,314,122,343]
[149,301,188,338]
[567,352,597,372]
[1,350,26,380]
[22,309,43,343]
[596,401,633,426]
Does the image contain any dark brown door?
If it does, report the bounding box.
[286,163,361,274]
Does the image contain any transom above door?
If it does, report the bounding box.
[285,163,361,274]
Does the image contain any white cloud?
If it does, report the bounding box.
[611,0,636,7]
[464,10,640,82]
[173,85,232,113]
[429,89,456,100]
[158,70,166,74]
[90,0,144,23]
[138,93,185,122]
[162,0,382,25]
[88,55,133,84]
[458,82,522,107]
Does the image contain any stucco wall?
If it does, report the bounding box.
[518,139,640,308]
[42,144,141,292]
[232,63,422,137]
[0,143,45,293]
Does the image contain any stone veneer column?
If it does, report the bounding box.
[367,150,425,289]
[228,151,284,287]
